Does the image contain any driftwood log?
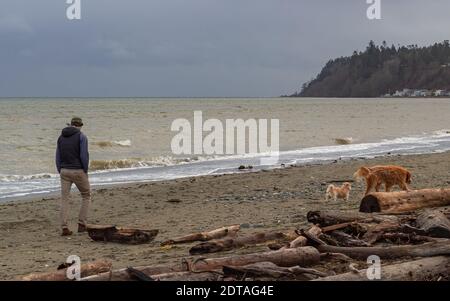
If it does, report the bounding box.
[380,233,441,244]
[148,271,222,281]
[415,209,450,238]
[122,267,223,281]
[189,230,298,255]
[222,262,328,280]
[284,226,322,249]
[321,222,357,233]
[361,221,410,244]
[289,236,307,248]
[161,225,240,246]
[186,247,320,272]
[81,264,183,281]
[314,256,450,281]
[316,241,450,260]
[87,225,158,244]
[307,210,400,227]
[359,189,450,213]
[325,230,371,247]
[21,260,112,281]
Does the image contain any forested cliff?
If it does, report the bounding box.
[290,41,450,97]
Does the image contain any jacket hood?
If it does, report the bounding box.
[61,126,80,137]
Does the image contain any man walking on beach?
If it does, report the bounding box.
[55,117,90,236]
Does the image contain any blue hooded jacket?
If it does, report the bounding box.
[55,126,89,173]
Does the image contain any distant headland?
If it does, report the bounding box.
[287,40,450,98]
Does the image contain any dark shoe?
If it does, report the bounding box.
[62,228,73,236]
[78,223,87,233]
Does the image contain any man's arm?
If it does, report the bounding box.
[80,133,89,173]
[55,139,62,173]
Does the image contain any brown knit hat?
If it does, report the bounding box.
[70,117,83,127]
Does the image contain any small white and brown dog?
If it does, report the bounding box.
[325,182,352,201]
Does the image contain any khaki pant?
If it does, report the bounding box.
[60,168,91,228]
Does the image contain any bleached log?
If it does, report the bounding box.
[187,247,321,272]
[289,236,307,248]
[314,256,450,281]
[321,222,356,233]
[161,225,240,246]
[149,271,222,281]
[21,260,112,281]
[316,241,450,260]
[222,262,327,280]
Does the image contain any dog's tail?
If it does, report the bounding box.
[353,167,370,182]
[406,171,412,184]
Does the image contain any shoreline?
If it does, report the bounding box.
[0,151,441,204]
[0,151,449,280]
[0,157,345,204]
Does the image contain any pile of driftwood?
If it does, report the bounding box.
[21,188,450,281]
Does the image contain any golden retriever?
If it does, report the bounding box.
[326,182,352,201]
[353,165,412,196]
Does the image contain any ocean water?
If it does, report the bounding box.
[0,97,449,200]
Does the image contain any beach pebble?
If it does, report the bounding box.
[167,198,182,203]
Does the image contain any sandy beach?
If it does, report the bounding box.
[1,151,449,280]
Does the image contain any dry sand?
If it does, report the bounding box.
[0,152,449,280]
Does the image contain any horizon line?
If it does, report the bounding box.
[0,96,283,99]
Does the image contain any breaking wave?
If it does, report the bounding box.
[0,173,57,182]
[93,139,132,148]
[89,155,201,171]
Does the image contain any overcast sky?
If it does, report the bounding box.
[0,0,449,97]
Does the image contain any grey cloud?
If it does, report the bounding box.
[0,15,33,34]
[0,0,449,97]
[92,39,136,61]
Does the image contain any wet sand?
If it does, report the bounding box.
[0,152,449,280]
